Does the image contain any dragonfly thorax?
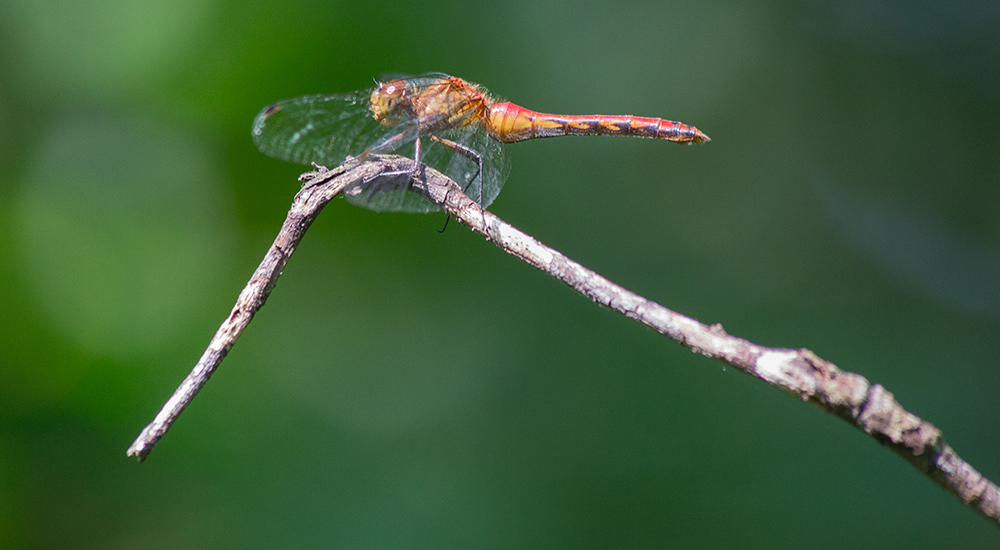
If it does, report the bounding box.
[370,76,493,132]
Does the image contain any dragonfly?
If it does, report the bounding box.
[252,73,709,213]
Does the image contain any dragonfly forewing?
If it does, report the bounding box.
[252,90,387,167]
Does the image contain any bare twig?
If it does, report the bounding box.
[127,158,399,461]
[423,167,1000,529]
[128,157,999,530]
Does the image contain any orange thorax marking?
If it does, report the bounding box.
[410,77,490,132]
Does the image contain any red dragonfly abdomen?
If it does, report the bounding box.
[487,102,709,145]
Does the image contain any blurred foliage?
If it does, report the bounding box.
[1,0,998,547]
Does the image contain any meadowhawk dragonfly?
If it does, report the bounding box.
[252,73,709,213]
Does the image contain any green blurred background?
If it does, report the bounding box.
[1,0,998,547]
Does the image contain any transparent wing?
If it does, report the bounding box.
[252,89,392,166]
[343,125,436,213]
[426,122,510,209]
[253,75,511,214]
[344,121,510,214]
[376,71,450,83]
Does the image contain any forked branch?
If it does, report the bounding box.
[127,156,999,529]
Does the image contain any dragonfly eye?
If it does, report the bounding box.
[370,80,407,125]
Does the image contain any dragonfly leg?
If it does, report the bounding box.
[429,134,484,206]
[361,132,420,183]
[411,134,424,180]
[428,134,489,234]
[358,135,428,204]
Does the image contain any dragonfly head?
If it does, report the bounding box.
[370,79,408,126]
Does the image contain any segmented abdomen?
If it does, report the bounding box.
[487,102,709,144]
